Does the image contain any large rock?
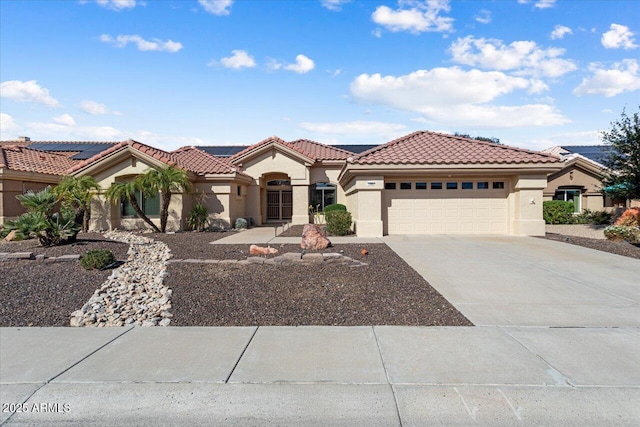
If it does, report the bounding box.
[301,224,332,251]
[3,230,17,242]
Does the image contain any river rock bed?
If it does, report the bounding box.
[69,231,173,327]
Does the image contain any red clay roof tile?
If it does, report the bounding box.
[351,131,561,165]
[0,145,78,175]
[230,136,355,163]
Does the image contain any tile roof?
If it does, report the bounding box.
[230,136,355,162]
[351,131,561,165]
[67,139,177,174]
[171,147,246,175]
[0,145,78,175]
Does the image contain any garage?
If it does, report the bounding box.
[383,179,508,235]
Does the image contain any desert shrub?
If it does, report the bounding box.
[614,207,640,227]
[234,217,249,229]
[323,203,347,213]
[187,203,209,231]
[3,212,48,241]
[543,200,576,224]
[39,211,81,246]
[575,209,613,225]
[80,249,116,270]
[325,210,352,236]
[603,225,640,242]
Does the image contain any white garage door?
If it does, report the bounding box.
[384,180,508,235]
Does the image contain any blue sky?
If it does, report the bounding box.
[1,0,638,151]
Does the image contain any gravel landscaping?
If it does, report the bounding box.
[166,243,472,327]
[543,233,640,260]
[0,234,129,327]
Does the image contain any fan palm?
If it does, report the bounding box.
[105,180,160,232]
[140,166,192,232]
[16,186,58,217]
[53,175,99,232]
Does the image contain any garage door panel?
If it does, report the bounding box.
[385,184,508,235]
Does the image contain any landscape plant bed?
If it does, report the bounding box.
[0,232,129,258]
[149,231,233,259]
[543,233,640,260]
[166,243,472,326]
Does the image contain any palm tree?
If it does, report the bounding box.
[105,180,160,233]
[140,166,192,232]
[53,175,99,232]
[16,186,58,217]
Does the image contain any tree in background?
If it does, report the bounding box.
[601,106,640,203]
[105,179,161,233]
[140,166,192,233]
[53,175,99,232]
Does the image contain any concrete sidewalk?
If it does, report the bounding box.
[2,326,639,425]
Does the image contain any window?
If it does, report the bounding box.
[237,185,242,197]
[400,182,412,190]
[462,182,473,190]
[553,189,582,213]
[267,179,290,186]
[122,191,160,217]
[446,182,458,190]
[493,181,505,189]
[431,182,442,190]
[309,182,336,212]
[385,182,396,190]
[477,182,489,189]
[415,182,427,190]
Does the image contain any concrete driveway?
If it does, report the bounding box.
[383,235,640,327]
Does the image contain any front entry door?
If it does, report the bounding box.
[267,190,293,221]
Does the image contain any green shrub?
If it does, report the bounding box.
[3,211,49,241]
[234,217,248,229]
[574,209,613,225]
[323,203,347,213]
[603,225,640,242]
[543,200,576,224]
[187,203,209,231]
[80,249,116,270]
[325,210,352,236]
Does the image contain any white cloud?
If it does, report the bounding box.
[573,59,640,97]
[449,36,577,77]
[80,100,114,115]
[99,34,183,52]
[320,0,350,11]
[0,80,60,107]
[550,25,572,40]
[350,67,568,128]
[372,28,383,38]
[218,50,256,69]
[0,113,19,135]
[198,0,233,16]
[475,9,491,25]
[518,0,556,9]
[601,24,638,49]
[299,120,406,135]
[53,114,76,126]
[273,54,315,74]
[94,0,137,11]
[372,0,454,34]
[27,122,123,141]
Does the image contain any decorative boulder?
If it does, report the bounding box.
[3,229,17,242]
[234,217,248,229]
[301,224,332,251]
[249,244,278,256]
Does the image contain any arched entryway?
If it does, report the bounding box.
[262,173,292,222]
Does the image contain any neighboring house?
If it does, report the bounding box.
[1,131,564,237]
[541,145,626,212]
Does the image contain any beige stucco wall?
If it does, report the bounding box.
[510,174,547,236]
[0,177,59,225]
[543,164,606,212]
[342,176,384,237]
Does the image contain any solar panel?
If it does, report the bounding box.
[196,146,247,157]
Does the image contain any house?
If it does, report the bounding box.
[541,145,631,212]
[1,131,564,236]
